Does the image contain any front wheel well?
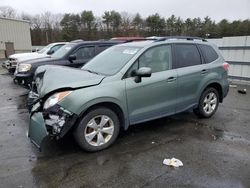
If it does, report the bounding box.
[204,83,223,102]
[78,102,125,130]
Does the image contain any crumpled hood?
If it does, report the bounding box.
[35,65,105,97]
[9,53,48,61]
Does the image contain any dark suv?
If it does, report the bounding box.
[14,40,121,86]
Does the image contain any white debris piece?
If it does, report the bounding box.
[163,158,183,167]
[229,85,237,88]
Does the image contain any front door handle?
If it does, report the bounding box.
[167,77,176,82]
[201,69,208,74]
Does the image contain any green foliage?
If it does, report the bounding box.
[146,13,165,35]
[60,13,81,41]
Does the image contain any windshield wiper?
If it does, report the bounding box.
[82,69,100,75]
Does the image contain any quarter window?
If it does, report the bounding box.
[199,44,219,63]
[138,45,172,73]
[173,44,201,68]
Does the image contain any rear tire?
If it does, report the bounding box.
[74,107,120,152]
[194,87,219,118]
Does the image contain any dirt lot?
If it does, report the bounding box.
[0,67,250,188]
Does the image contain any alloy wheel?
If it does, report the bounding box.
[84,115,114,146]
[203,92,217,114]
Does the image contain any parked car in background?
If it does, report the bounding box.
[28,37,229,151]
[14,40,122,86]
[7,42,66,73]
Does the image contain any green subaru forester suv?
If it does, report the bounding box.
[28,37,229,151]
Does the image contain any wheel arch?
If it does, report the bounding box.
[75,99,128,130]
[201,81,223,102]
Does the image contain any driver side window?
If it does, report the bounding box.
[126,45,172,78]
[72,46,95,60]
[139,45,171,73]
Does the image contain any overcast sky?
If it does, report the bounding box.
[1,0,250,21]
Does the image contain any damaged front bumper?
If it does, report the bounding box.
[28,92,78,149]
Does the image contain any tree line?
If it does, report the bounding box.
[1,6,250,45]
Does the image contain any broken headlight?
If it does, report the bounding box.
[43,91,72,110]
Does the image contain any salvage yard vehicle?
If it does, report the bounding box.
[8,42,66,74]
[28,36,229,152]
[14,40,121,86]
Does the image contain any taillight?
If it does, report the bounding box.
[223,62,229,72]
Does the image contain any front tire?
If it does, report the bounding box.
[194,87,219,118]
[74,107,120,152]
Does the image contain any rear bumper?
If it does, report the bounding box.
[222,76,230,99]
[223,82,229,98]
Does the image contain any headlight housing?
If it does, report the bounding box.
[18,63,32,72]
[43,91,72,109]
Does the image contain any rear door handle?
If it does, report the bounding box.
[201,69,208,74]
[167,77,176,82]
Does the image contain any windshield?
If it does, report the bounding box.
[51,44,74,58]
[37,44,53,54]
[82,46,141,75]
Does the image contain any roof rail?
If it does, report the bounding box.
[155,36,207,42]
[70,39,84,43]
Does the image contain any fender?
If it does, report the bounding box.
[198,79,223,102]
[69,97,129,130]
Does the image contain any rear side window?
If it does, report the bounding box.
[199,44,219,63]
[173,44,201,68]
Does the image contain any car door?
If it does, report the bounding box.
[173,43,207,112]
[68,46,95,68]
[125,44,178,124]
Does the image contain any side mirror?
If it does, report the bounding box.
[47,50,54,55]
[68,55,76,62]
[134,67,152,83]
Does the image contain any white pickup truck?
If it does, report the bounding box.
[7,42,66,73]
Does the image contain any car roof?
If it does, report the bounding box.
[69,40,122,46]
[118,41,154,47]
[110,37,145,42]
[117,37,211,48]
[50,42,68,45]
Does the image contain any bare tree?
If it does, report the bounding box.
[0,6,17,18]
[120,11,133,35]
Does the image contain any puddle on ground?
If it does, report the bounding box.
[212,127,250,144]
